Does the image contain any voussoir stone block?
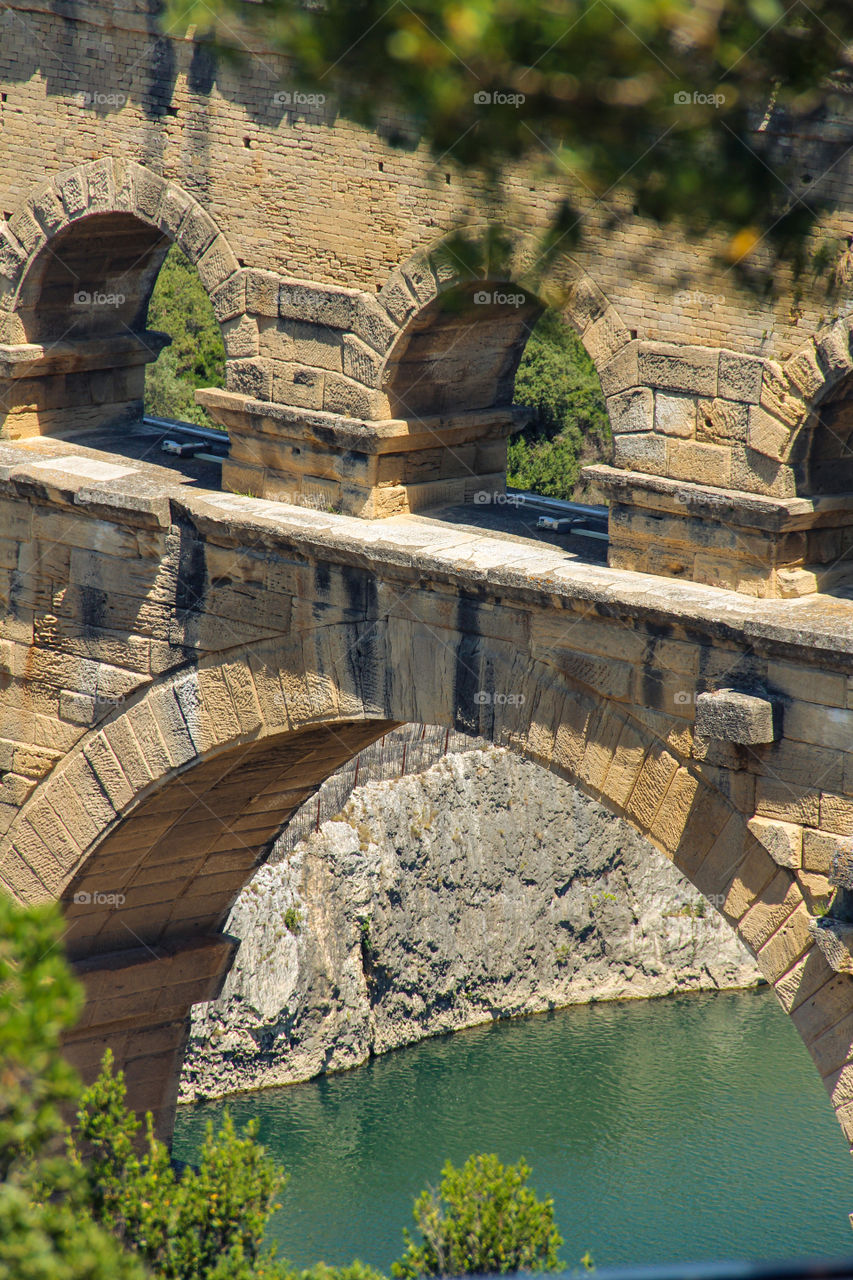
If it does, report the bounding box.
[809,917,853,976]
[608,387,654,434]
[747,816,802,869]
[695,689,779,745]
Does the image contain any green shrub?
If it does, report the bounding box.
[510,310,610,500]
[145,244,226,428]
[391,1153,563,1278]
[283,907,303,936]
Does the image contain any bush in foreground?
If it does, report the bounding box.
[1,894,579,1278]
[392,1153,564,1279]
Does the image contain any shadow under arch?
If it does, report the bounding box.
[0,619,839,1149]
[0,158,240,444]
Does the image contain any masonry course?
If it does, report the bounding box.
[4,0,853,1153]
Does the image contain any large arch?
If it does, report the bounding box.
[0,158,241,443]
[0,619,841,1148]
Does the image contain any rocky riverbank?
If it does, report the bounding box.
[180,747,760,1102]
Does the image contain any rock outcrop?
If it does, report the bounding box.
[180,747,761,1102]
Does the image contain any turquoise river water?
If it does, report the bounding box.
[173,987,853,1271]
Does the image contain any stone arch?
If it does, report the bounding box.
[0,157,241,441]
[0,618,844,1149]
[374,227,633,414]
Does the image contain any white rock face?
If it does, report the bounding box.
[180,748,760,1102]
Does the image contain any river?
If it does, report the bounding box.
[173,986,853,1271]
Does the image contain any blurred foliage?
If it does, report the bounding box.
[164,0,853,265]
[145,245,226,427]
[1,895,580,1278]
[509,309,610,499]
[391,1153,564,1278]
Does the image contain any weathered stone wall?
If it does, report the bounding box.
[4,0,853,359]
[181,747,760,1101]
[0,431,848,1142]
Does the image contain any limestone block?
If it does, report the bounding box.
[638,342,718,395]
[402,254,438,306]
[56,168,87,219]
[695,689,778,744]
[816,321,853,388]
[210,273,247,323]
[381,277,417,325]
[568,276,608,330]
[342,334,383,386]
[85,160,114,215]
[226,359,272,400]
[179,206,219,264]
[129,164,166,221]
[655,392,695,438]
[222,316,260,360]
[804,829,850,876]
[747,816,802,869]
[597,342,639,396]
[696,397,748,443]
[759,361,808,430]
[747,405,790,461]
[667,438,731,487]
[786,343,824,400]
[608,388,654,434]
[730,445,796,497]
[245,269,281,318]
[8,209,45,257]
[197,236,239,294]
[0,226,26,283]
[718,351,764,404]
[352,298,397,355]
[279,279,359,331]
[583,311,631,366]
[157,184,192,240]
[809,916,853,976]
[613,432,666,474]
[31,188,66,235]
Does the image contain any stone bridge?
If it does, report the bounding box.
[4,0,853,1151]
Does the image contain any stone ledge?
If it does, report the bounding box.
[0,332,170,378]
[585,464,853,532]
[808,916,853,975]
[197,387,527,451]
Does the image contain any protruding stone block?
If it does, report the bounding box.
[695,688,779,744]
[747,816,802,869]
[809,916,853,975]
